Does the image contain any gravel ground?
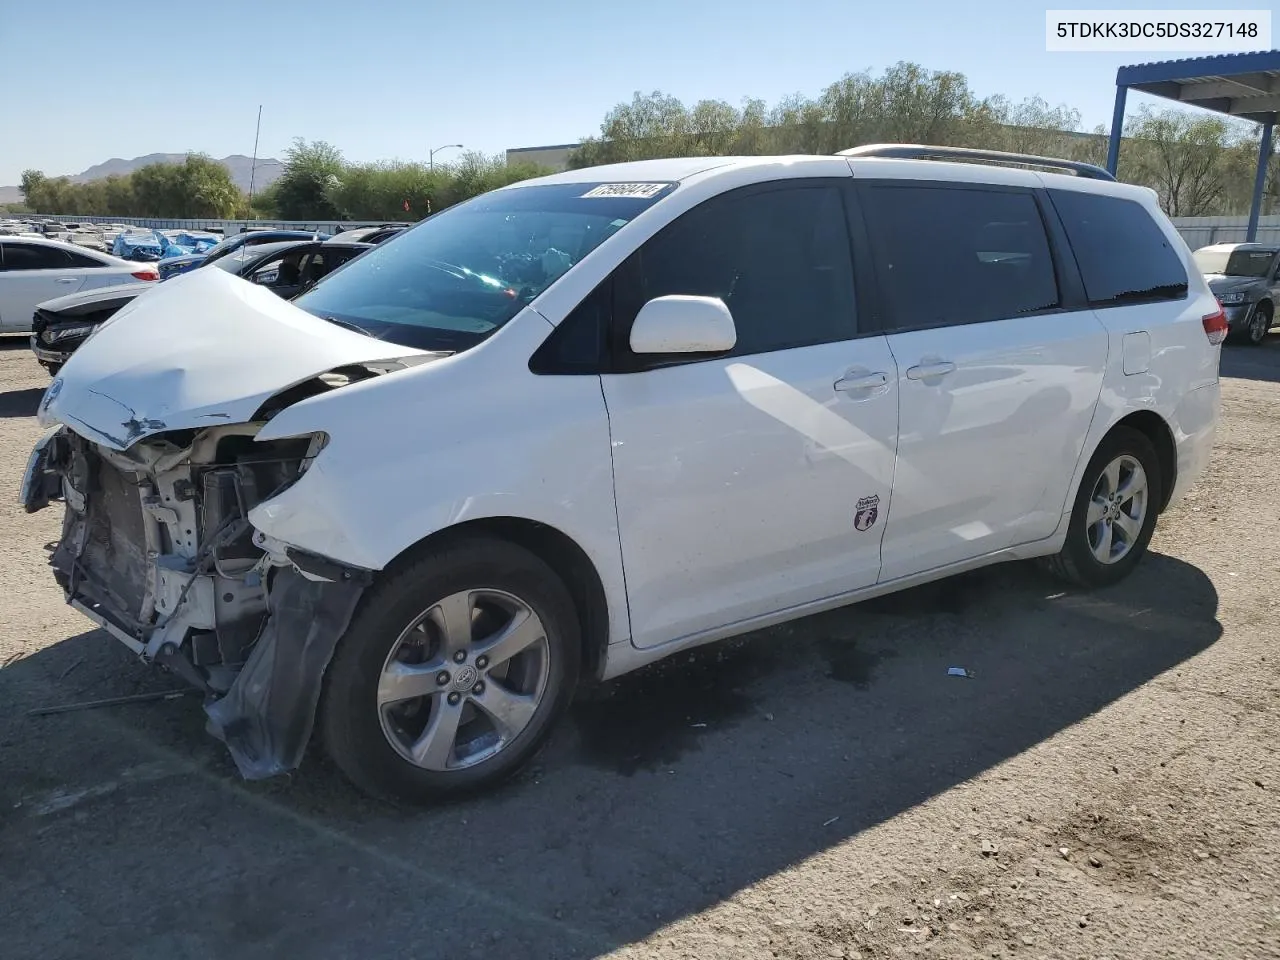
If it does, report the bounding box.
[0,335,1277,960]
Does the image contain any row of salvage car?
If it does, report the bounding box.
[29,224,406,373]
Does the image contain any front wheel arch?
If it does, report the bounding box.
[381,517,612,683]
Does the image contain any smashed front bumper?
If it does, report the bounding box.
[30,338,74,368]
[1223,302,1257,331]
[30,311,95,369]
[21,424,370,779]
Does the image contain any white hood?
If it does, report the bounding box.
[39,267,431,450]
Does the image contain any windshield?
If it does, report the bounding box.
[292,181,676,351]
[1194,248,1275,278]
[198,235,246,264]
[213,248,263,273]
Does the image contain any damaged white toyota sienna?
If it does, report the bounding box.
[23,145,1222,802]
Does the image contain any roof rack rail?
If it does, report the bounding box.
[836,144,1117,182]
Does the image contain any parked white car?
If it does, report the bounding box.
[23,146,1221,802]
[0,236,157,333]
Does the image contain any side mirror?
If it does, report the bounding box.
[629,295,737,355]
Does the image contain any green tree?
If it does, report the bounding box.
[102,174,135,216]
[129,162,181,216]
[1123,106,1249,217]
[273,139,345,219]
[176,154,241,217]
[568,63,1020,165]
[19,170,47,206]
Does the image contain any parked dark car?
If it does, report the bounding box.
[1192,242,1280,345]
[31,240,372,373]
[326,223,409,245]
[30,283,153,375]
[157,228,333,280]
[210,239,373,298]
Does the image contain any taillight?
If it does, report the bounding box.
[1202,304,1229,346]
[131,269,158,282]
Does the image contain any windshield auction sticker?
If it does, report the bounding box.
[1046,10,1270,51]
[580,183,671,199]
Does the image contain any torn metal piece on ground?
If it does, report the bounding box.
[28,689,194,717]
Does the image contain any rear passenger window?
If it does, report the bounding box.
[0,243,74,270]
[860,185,1059,329]
[622,183,858,358]
[1049,190,1188,306]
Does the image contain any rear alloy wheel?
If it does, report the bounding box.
[1045,427,1161,588]
[1247,301,1273,346]
[321,536,580,802]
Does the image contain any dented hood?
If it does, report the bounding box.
[39,267,431,450]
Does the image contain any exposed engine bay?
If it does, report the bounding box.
[22,419,370,779]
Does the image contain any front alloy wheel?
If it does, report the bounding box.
[1248,303,1272,345]
[321,536,581,802]
[377,589,550,771]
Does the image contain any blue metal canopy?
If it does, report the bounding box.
[1106,50,1279,240]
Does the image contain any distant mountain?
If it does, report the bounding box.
[0,153,284,205]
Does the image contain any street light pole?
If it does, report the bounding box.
[429,143,463,170]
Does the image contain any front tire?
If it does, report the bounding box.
[1045,427,1161,588]
[321,536,581,803]
[1247,301,1273,346]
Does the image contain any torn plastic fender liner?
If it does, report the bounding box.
[205,562,371,780]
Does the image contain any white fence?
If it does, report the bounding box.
[1170,215,1280,249]
[9,215,404,236]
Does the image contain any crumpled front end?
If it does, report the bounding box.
[22,422,370,779]
[20,268,451,777]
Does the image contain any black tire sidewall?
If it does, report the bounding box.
[1251,302,1273,345]
[321,536,581,802]
[1061,427,1162,588]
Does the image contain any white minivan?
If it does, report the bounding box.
[23,146,1221,801]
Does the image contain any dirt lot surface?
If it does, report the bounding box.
[1,335,1278,960]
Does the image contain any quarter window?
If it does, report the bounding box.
[620,183,858,358]
[860,184,1060,330]
[1049,190,1188,306]
[64,249,106,268]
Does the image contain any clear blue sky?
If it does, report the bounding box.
[0,0,1263,183]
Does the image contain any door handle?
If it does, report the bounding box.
[834,370,889,393]
[56,278,77,284]
[906,360,956,381]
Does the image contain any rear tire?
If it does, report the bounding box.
[321,535,580,803]
[1045,427,1161,589]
